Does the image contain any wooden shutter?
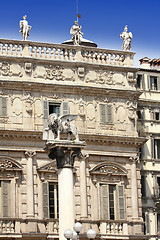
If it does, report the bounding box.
[151,138,154,159]
[141,175,146,197]
[42,182,49,218]
[142,74,145,90]
[100,104,113,124]
[100,185,109,219]
[117,185,125,220]
[147,75,150,90]
[0,97,7,116]
[100,104,106,123]
[43,100,49,129]
[62,101,69,115]
[2,181,10,217]
[157,77,160,90]
[106,105,113,123]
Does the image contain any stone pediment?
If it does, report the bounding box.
[37,160,57,173]
[0,156,23,171]
[89,162,127,177]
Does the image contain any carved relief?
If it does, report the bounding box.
[116,105,126,123]
[127,72,136,83]
[126,101,137,120]
[113,72,125,86]
[33,65,46,78]
[63,68,75,81]
[86,103,95,121]
[12,97,23,116]
[0,62,23,77]
[45,65,64,80]
[89,162,127,184]
[24,62,33,73]
[0,156,22,171]
[85,70,97,83]
[34,99,43,117]
[23,92,33,114]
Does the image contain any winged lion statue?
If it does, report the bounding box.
[48,113,79,141]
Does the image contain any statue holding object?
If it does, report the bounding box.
[19,15,32,41]
[120,25,133,51]
[70,21,83,45]
[48,113,79,141]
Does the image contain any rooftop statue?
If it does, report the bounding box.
[48,113,79,141]
[70,21,83,45]
[120,25,133,51]
[19,15,32,41]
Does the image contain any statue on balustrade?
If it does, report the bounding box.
[48,113,79,141]
[19,15,32,41]
[70,21,83,45]
[120,25,133,51]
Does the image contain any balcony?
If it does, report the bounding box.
[0,38,134,67]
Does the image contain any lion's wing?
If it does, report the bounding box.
[60,114,78,122]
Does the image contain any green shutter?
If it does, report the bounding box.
[62,101,69,115]
[100,185,109,220]
[0,97,7,116]
[117,185,125,220]
[100,104,106,123]
[106,105,113,123]
[43,100,49,129]
[2,181,10,217]
[42,182,49,218]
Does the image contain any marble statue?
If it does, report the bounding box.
[70,21,83,45]
[120,25,133,51]
[19,15,32,41]
[48,113,79,141]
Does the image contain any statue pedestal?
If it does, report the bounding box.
[46,140,86,240]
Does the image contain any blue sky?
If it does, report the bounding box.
[0,0,159,66]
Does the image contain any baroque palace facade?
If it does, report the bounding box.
[0,19,151,240]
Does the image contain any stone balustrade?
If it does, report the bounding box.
[0,39,134,67]
[0,220,15,233]
[99,221,128,235]
[0,218,59,235]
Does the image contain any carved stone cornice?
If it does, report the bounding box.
[0,129,42,140]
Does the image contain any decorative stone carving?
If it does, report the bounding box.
[116,105,126,123]
[0,62,23,77]
[45,65,64,80]
[126,101,137,120]
[25,151,36,158]
[77,67,86,78]
[19,15,32,41]
[70,21,83,45]
[120,25,133,51]
[24,62,33,73]
[23,92,33,114]
[48,147,81,169]
[0,157,22,172]
[89,162,127,184]
[48,113,79,141]
[127,72,136,83]
[37,160,57,173]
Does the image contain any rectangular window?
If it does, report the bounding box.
[150,76,158,90]
[42,182,59,219]
[157,214,160,235]
[141,175,146,197]
[49,103,60,116]
[0,181,10,217]
[100,104,113,124]
[100,184,125,220]
[154,139,160,159]
[137,74,143,88]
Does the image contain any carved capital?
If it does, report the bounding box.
[25,151,36,158]
[48,147,81,169]
[129,156,139,164]
[78,151,89,160]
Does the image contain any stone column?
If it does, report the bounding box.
[80,152,88,219]
[130,157,139,219]
[25,151,36,218]
[48,144,82,240]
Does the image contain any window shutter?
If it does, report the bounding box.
[100,185,109,219]
[147,75,150,90]
[117,185,125,220]
[0,97,7,116]
[151,138,154,159]
[157,77,160,90]
[100,104,106,123]
[142,74,145,90]
[106,105,113,123]
[43,100,49,129]
[62,101,69,115]
[2,181,10,217]
[42,182,49,218]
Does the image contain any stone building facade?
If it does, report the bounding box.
[0,37,147,240]
[137,57,160,240]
